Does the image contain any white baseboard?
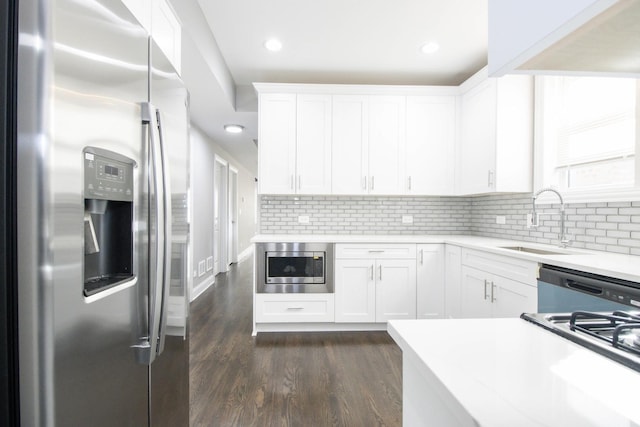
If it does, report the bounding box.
[190,275,215,302]
[237,245,254,262]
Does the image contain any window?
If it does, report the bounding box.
[535,76,639,202]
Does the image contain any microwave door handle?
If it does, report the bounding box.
[155,108,172,358]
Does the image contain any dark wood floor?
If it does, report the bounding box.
[189,257,403,426]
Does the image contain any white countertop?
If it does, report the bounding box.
[388,318,640,427]
[251,234,640,282]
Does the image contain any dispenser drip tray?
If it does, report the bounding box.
[84,273,134,297]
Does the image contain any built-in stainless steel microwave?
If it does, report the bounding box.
[256,242,334,293]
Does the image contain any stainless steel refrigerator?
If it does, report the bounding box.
[15,0,190,425]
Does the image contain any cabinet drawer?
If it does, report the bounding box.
[255,294,335,323]
[461,248,538,286]
[335,243,416,259]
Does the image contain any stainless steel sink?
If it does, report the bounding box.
[499,246,569,255]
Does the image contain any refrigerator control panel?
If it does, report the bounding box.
[84,148,134,202]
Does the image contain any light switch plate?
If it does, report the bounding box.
[402,215,414,224]
[496,215,506,225]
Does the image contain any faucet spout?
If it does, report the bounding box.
[531,188,570,247]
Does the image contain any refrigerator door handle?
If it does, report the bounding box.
[139,102,166,365]
[155,107,172,358]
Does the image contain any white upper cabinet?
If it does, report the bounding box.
[332,95,406,195]
[152,0,182,74]
[367,96,406,195]
[122,0,152,32]
[296,95,332,194]
[457,68,533,195]
[257,93,331,194]
[488,0,640,77]
[122,0,182,74]
[256,84,459,196]
[258,93,297,194]
[332,96,369,195]
[405,96,456,195]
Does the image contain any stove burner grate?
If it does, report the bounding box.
[569,311,640,356]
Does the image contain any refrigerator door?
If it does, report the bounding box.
[17,0,151,425]
[147,38,191,427]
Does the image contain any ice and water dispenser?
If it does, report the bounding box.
[83,147,135,298]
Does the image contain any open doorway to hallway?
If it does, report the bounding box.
[213,156,239,276]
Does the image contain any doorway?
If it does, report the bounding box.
[228,166,238,265]
[213,156,228,275]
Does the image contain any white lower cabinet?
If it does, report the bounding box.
[376,259,417,321]
[444,245,462,318]
[335,244,417,323]
[334,259,376,322]
[416,244,445,319]
[460,249,537,319]
[255,293,335,323]
[460,266,537,318]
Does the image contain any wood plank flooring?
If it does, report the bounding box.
[189,257,402,426]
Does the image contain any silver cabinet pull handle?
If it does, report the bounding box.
[368,250,385,253]
[371,176,375,190]
[483,279,489,300]
[491,282,497,303]
[420,249,424,265]
[408,176,412,191]
[379,265,382,281]
[363,176,367,191]
[286,307,304,311]
[488,170,495,187]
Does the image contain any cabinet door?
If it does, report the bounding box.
[458,80,497,195]
[491,276,537,318]
[296,94,332,194]
[405,96,456,195]
[416,245,445,319]
[376,259,417,322]
[368,96,405,195]
[460,266,492,319]
[444,245,462,318]
[334,259,376,323]
[152,0,182,74]
[332,95,369,195]
[258,93,297,194]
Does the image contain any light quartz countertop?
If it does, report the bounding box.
[388,318,640,427]
[251,234,640,283]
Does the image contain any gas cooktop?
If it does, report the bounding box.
[522,311,640,373]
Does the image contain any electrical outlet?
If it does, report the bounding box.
[402,215,413,224]
[496,215,506,225]
[526,213,540,228]
[298,215,310,224]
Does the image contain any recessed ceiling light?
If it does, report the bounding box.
[264,38,282,52]
[421,41,440,54]
[224,124,244,134]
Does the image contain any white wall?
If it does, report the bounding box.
[190,126,256,300]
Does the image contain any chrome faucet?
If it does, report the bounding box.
[531,188,571,247]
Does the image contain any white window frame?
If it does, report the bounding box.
[533,75,640,204]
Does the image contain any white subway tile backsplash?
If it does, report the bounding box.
[259,193,640,255]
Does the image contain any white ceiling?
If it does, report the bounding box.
[189,0,489,174]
